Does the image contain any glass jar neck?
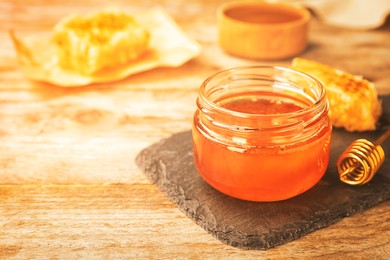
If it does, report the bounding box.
[196,66,329,145]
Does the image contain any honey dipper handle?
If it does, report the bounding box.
[374,127,390,146]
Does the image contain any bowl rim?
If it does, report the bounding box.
[217,0,311,28]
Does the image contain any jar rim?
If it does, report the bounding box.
[198,65,326,120]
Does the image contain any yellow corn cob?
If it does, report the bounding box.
[291,58,382,132]
[52,11,150,75]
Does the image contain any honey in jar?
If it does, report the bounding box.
[192,66,332,202]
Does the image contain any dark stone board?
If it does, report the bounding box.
[135,96,390,250]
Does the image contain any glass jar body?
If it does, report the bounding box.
[192,66,332,202]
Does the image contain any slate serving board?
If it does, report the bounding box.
[136,96,390,250]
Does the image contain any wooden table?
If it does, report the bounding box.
[1,0,389,258]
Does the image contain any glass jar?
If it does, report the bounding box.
[192,66,332,202]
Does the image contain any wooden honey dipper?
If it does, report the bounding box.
[337,127,390,185]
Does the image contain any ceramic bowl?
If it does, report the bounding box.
[217,0,311,60]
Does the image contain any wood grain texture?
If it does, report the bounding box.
[1,185,389,259]
[0,0,389,258]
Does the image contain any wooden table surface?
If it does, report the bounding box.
[1,0,389,258]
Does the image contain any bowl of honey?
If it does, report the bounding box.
[192,66,332,201]
[217,0,311,60]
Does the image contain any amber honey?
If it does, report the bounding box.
[192,66,332,202]
[224,4,303,24]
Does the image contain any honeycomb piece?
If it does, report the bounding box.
[52,11,150,75]
[291,58,382,132]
